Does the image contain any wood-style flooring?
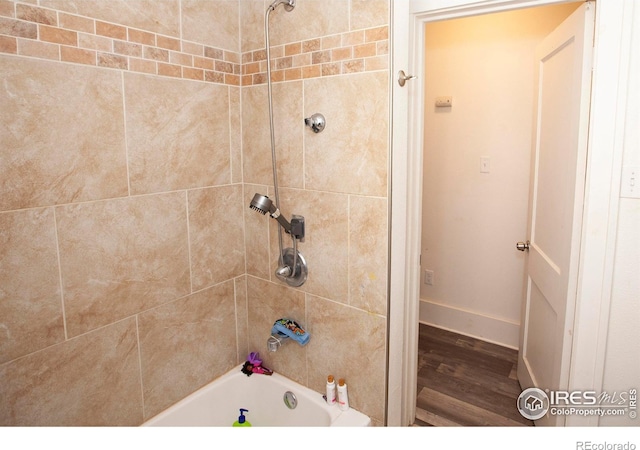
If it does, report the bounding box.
[413,323,534,427]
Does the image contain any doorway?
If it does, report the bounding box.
[416,2,582,424]
[419,4,582,349]
[388,0,628,427]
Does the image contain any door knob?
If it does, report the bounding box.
[516,240,530,252]
[397,70,416,87]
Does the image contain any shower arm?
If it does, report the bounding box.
[270,208,292,234]
[268,0,295,12]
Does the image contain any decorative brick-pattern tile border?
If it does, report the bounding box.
[242,26,389,85]
[0,2,241,85]
[0,2,389,85]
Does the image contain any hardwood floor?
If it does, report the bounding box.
[413,323,534,427]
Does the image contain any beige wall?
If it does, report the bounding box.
[0,0,389,426]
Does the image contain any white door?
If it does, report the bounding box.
[517,2,595,427]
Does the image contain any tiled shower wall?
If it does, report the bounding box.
[1,0,389,426]
[0,0,246,426]
[240,0,389,426]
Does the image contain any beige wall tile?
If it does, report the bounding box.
[157,61,181,77]
[0,1,15,17]
[157,35,180,51]
[58,12,94,33]
[98,52,127,69]
[182,0,239,51]
[349,195,388,315]
[129,56,156,74]
[41,0,180,37]
[0,55,128,211]
[0,318,142,426]
[56,193,190,337]
[60,45,96,64]
[188,185,246,290]
[246,276,307,385]
[16,4,58,25]
[95,20,125,40]
[0,17,37,39]
[304,71,389,196]
[230,86,243,183]
[138,281,237,420]
[240,0,265,53]
[241,85,271,186]
[269,0,349,47]
[270,188,349,303]
[16,37,59,60]
[0,34,16,53]
[244,184,272,280]
[124,72,231,194]
[128,28,156,46]
[183,66,203,80]
[78,32,111,52]
[234,276,249,362]
[242,82,303,188]
[350,0,389,30]
[306,295,386,423]
[0,208,65,364]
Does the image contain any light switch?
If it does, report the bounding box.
[480,156,490,173]
[621,166,640,199]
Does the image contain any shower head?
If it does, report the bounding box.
[250,193,277,216]
[250,193,292,233]
[268,0,295,12]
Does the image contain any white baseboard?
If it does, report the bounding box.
[419,299,520,349]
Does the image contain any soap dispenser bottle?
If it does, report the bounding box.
[326,375,337,406]
[337,378,349,411]
[232,408,251,427]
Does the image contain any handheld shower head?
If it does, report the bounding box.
[250,193,276,216]
[250,193,293,235]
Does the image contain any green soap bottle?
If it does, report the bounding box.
[232,408,251,427]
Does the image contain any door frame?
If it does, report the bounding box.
[388,0,632,426]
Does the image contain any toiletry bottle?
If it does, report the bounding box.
[232,408,251,427]
[337,378,349,411]
[326,375,337,406]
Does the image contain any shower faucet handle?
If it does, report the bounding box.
[290,215,305,241]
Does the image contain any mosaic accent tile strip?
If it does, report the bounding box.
[0,1,241,85]
[0,1,388,85]
[241,26,389,85]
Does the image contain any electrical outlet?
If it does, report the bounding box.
[424,270,434,286]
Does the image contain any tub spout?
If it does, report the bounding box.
[267,332,289,352]
[268,318,310,352]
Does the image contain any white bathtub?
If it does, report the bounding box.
[142,364,371,427]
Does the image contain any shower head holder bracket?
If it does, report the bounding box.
[289,215,305,241]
